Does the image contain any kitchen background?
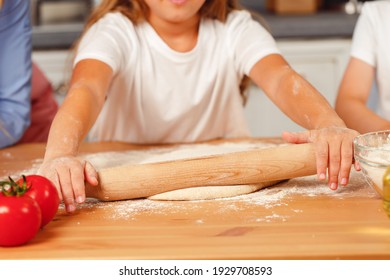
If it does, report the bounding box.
[31,0,378,137]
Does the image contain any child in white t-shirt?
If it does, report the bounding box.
[336,0,390,133]
[39,0,359,213]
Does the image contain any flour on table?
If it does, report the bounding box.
[5,140,375,222]
[69,168,374,222]
[82,141,280,201]
[4,141,376,207]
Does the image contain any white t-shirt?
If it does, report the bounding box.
[350,1,390,119]
[75,10,280,143]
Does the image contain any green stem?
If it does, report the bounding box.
[0,176,29,197]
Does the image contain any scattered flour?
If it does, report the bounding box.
[57,169,375,222]
[83,141,278,168]
[3,141,377,223]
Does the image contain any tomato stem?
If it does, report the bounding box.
[0,175,29,197]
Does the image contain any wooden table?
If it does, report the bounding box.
[1,140,390,260]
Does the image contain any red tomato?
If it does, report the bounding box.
[18,175,60,228]
[0,193,41,247]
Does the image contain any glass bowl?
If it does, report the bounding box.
[354,130,390,199]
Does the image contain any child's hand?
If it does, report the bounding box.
[282,127,360,190]
[37,157,98,213]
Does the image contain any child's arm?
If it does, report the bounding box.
[39,59,113,213]
[336,57,389,133]
[249,54,359,190]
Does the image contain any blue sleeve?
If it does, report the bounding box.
[0,0,32,148]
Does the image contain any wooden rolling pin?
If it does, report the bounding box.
[86,143,317,201]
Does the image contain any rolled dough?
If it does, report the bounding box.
[148,181,281,201]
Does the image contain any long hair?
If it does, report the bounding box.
[83,0,242,30]
[75,0,261,104]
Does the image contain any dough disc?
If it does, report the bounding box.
[148,180,280,201]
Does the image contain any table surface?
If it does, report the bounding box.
[0,139,389,260]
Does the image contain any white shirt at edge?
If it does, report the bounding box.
[350,1,390,119]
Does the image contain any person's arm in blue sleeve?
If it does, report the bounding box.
[0,0,32,148]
